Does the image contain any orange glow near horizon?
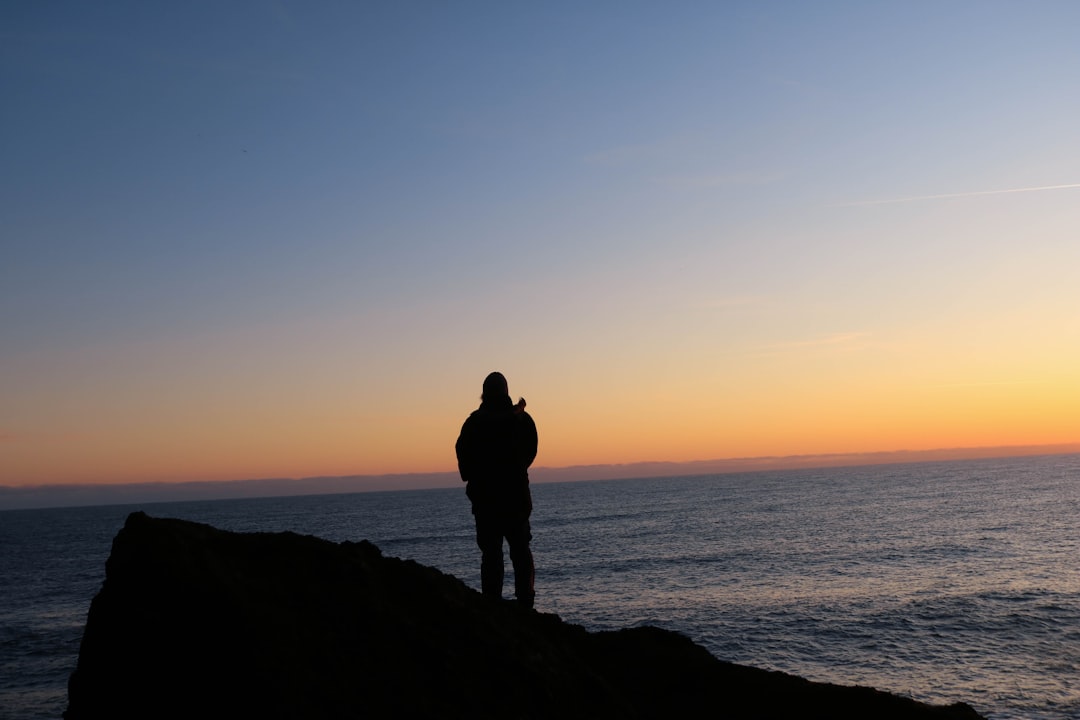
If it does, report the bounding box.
[3,360,1077,486]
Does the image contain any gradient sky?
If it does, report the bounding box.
[3,2,1079,487]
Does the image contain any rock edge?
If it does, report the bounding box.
[65,512,985,719]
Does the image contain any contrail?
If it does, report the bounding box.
[841,182,1080,207]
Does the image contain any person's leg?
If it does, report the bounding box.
[474,514,504,599]
[505,519,534,608]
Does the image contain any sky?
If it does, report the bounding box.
[3,1,1079,489]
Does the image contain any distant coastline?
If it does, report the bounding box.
[2,442,1078,511]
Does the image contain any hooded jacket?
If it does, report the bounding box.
[455,395,538,518]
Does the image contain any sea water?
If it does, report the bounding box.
[1,454,1078,720]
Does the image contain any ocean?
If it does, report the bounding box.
[1,454,1078,719]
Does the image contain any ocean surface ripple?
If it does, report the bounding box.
[1,454,1077,720]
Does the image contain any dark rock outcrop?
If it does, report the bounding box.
[66,512,985,719]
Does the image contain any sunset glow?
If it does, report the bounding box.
[3,3,1079,493]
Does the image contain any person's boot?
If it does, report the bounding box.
[513,560,535,610]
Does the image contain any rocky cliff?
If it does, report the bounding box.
[65,512,984,719]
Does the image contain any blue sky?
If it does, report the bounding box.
[3,2,1079,487]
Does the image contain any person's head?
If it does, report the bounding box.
[481,371,509,402]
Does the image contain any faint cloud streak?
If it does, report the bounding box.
[652,171,789,190]
[750,332,872,358]
[929,379,1045,389]
[840,183,1080,207]
[689,295,770,312]
[584,135,787,190]
[583,138,680,168]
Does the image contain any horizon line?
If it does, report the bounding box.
[3,442,1079,511]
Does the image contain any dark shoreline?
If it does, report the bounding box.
[65,512,985,719]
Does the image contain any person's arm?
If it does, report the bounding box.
[519,413,538,469]
[455,419,474,483]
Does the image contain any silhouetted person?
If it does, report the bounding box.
[456,371,538,608]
